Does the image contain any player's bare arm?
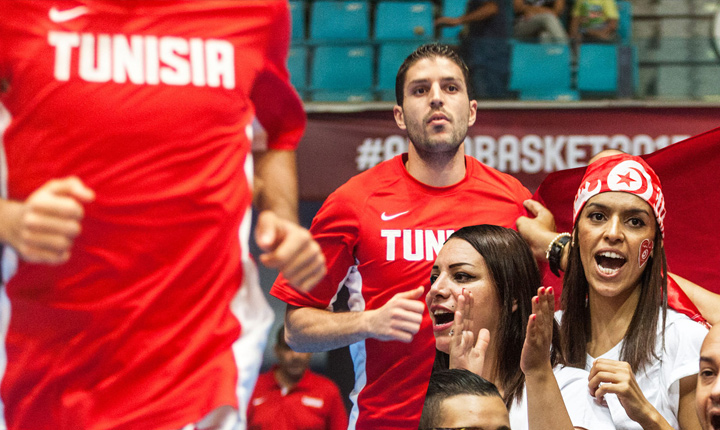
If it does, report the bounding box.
[253,149,299,223]
[516,199,569,268]
[253,149,326,292]
[255,211,326,292]
[284,286,426,353]
[0,177,95,265]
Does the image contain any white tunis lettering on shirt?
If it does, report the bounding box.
[381,229,455,261]
[48,31,235,88]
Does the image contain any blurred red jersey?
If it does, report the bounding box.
[0,1,304,429]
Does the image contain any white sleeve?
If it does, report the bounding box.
[664,311,708,388]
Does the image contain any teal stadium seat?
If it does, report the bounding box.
[617,1,632,45]
[289,1,305,41]
[311,45,374,102]
[577,44,617,92]
[287,45,308,94]
[509,42,577,100]
[439,0,467,44]
[377,42,422,101]
[576,2,637,97]
[374,2,434,41]
[310,1,369,42]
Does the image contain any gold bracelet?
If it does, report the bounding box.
[545,232,571,261]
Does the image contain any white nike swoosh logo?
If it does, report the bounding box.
[49,6,90,23]
[381,211,410,221]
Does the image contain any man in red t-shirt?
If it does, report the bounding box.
[271,43,531,430]
[0,1,324,429]
[248,327,348,430]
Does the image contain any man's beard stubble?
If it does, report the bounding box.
[406,114,468,163]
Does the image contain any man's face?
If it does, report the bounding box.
[435,394,510,430]
[697,325,720,430]
[393,56,477,156]
[275,343,312,380]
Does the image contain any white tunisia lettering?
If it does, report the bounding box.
[48,31,235,89]
[381,229,455,261]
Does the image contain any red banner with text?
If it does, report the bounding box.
[297,106,720,200]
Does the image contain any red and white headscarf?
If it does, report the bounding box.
[573,153,666,237]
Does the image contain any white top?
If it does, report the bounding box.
[509,365,616,430]
[585,309,708,429]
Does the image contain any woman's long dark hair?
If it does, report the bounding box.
[560,224,667,373]
[432,224,563,407]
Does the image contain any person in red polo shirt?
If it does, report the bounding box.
[248,327,348,430]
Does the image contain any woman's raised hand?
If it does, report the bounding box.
[521,287,555,375]
[449,289,490,377]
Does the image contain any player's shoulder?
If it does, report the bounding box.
[465,156,531,195]
[466,155,521,184]
[330,155,404,200]
[161,1,289,29]
[0,1,42,27]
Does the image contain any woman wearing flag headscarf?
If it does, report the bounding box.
[557,153,707,429]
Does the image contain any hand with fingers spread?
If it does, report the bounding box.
[255,210,327,292]
[365,286,425,343]
[522,286,578,430]
[588,358,662,427]
[448,289,491,376]
[521,287,555,376]
[1,177,95,265]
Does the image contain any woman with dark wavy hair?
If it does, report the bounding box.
[559,152,707,430]
[426,224,613,430]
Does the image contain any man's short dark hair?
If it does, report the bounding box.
[418,369,502,429]
[395,43,471,106]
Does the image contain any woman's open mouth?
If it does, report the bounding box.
[595,251,626,275]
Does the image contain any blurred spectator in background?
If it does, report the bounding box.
[419,369,511,430]
[436,0,512,99]
[569,0,619,43]
[513,0,569,43]
[247,327,348,430]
